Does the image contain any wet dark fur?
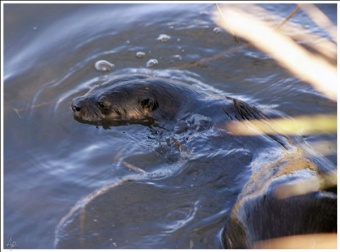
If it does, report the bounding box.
[71,73,337,248]
[72,74,201,128]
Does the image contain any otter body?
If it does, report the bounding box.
[69,73,336,249]
[71,74,271,130]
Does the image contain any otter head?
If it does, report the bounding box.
[71,74,190,128]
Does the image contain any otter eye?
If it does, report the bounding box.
[140,98,158,111]
[97,102,107,110]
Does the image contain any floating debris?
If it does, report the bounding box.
[190,239,194,249]
[172,55,182,60]
[94,60,115,72]
[157,34,171,42]
[213,27,222,33]
[13,108,22,119]
[136,51,146,59]
[146,59,159,68]
[122,161,146,174]
[199,11,209,16]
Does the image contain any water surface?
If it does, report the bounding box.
[3,3,337,249]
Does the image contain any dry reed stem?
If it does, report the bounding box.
[214,4,337,101]
[300,4,337,43]
[253,233,337,249]
[305,140,337,157]
[274,169,337,199]
[227,114,337,136]
[174,4,301,70]
[122,161,146,174]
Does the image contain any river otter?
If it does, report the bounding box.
[71,74,271,126]
[71,74,204,128]
[71,74,288,146]
[69,73,336,248]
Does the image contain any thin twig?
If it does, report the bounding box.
[122,161,146,174]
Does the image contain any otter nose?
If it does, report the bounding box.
[71,98,82,112]
[72,104,81,112]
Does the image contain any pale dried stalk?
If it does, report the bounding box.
[215,3,337,59]
[214,5,337,101]
[300,4,337,43]
[254,233,337,249]
[226,114,337,136]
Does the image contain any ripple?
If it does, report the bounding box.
[163,202,198,232]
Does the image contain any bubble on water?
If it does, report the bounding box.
[172,55,182,60]
[136,51,146,59]
[213,27,222,34]
[146,59,159,68]
[157,34,171,42]
[199,11,208,16]
[94,60,115,72]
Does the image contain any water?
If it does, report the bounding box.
[3,3,337,249]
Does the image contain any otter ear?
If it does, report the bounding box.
[140,98,158,111]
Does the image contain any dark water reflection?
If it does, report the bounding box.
[3,3,336,249]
